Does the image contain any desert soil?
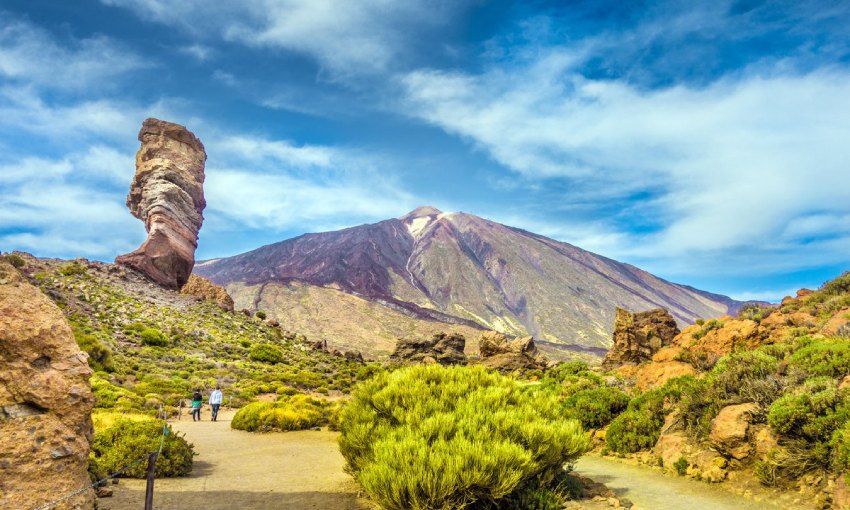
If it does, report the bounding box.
[102,409,371,510]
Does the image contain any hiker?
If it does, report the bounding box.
[191,389,203,421]
[209,386,223,422]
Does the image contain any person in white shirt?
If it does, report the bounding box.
[209,386,223,422]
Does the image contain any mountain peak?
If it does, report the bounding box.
[401,206,442,221]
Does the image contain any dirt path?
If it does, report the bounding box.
[102,410,371,510]
[573,456,814,510]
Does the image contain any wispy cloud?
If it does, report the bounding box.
[101,0,472,75]
[0,16,148,91]
[401,46,850,276]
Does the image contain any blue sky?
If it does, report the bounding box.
[1,0,849,301]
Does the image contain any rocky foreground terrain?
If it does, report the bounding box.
[592,272,850,509]
[196,206,750,357]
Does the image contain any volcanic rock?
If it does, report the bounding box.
[709,402,760,460]
[180,274,234,311]
[478,331,548,372]
[0,260,95,509]
[390,332,467,365]
[116,118,207,289]
[602,308,680,370]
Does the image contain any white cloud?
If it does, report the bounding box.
[401,54,850,275]
[101,0,469,74]
[0,17,147,90]
[179,44,213,61]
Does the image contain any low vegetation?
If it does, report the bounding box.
[231,394,333,432]
[338,364,590,510]
[89,411,194,479]
[25,258,369,416]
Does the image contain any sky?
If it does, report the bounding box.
[1,0,849,302]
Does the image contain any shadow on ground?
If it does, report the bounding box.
[101,489,369,510]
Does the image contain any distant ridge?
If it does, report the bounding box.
[195,206,746,356]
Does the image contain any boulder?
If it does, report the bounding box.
[180,274,234,311]
[116,118,207,289]
[390,332,466,365]
[709,402,759,460]
[632,360,697,390]
[478,331,548,372]
[0,260,95,509]
[602,308,680,370]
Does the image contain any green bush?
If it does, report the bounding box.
[692,319,722,340]
[562,386,629,429]
[788,338,850,378]
[767,379,850,444]
[139,328,169,347]
[59,261,87,276]
[231,395,329,432]
[608,376,701,453]
[255,310,267,320]
[73,327,114,372]
[249,343,284,364]
[3,253,25,268]
[673,456,689,476]
[338,365,590,510]
[90,416,194,478]
[830,422,850,472]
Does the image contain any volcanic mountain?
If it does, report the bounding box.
[195,206,746,357]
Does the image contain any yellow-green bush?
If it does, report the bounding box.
[90,412,194,478]
[231,394,329,432]
[249,343,284,364]
[338,365,590,510]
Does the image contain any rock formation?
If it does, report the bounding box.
[390,332,467,365]
[602,308,680,370]
[180,274,234,311]
[0,260,95,509]
[116,118,207,289]
[478,331,548,372]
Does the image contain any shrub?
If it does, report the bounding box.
[59,261,87,276]
[90,414,194,478]
[788,338,850,378]
[3,253,25,268]
[673,456,689,476]
[738,304,774,323]
[139,328,169,347]
[608,376,701,453]
[73,327,114,372]
[249,343,284,364]
[755,441,823,486]
[767,379,850,444]
[231,395,329,432]
[338,365,590,510]
[692,319,722,340]
[562,386,629,429]
[255,310,267,320]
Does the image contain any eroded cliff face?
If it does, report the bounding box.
[116,118,207,289]
[0,260,95,509]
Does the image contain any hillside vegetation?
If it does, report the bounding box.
[590,272,850,508]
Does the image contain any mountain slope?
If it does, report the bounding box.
[195,206,746,355]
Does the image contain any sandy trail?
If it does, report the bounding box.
[102,410,371,510]
[574,456,814,510]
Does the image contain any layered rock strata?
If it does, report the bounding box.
[116,118,207,289]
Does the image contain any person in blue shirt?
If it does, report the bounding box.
[209,386,223,422]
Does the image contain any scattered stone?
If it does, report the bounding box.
[116,118,207,289]
[477,331,548,372]
[602,308,679,370]
[344,351,364,363]
[95,486,114,498]
[0,260,95,509]
[390,332,467,365]
[180,274,234,311]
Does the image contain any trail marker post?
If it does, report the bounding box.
[144,451,159,510]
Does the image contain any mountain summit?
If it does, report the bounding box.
[195,207,746,357]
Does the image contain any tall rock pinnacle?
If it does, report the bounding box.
[116,118,207,289]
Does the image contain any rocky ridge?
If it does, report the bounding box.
[116,118,207,289]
